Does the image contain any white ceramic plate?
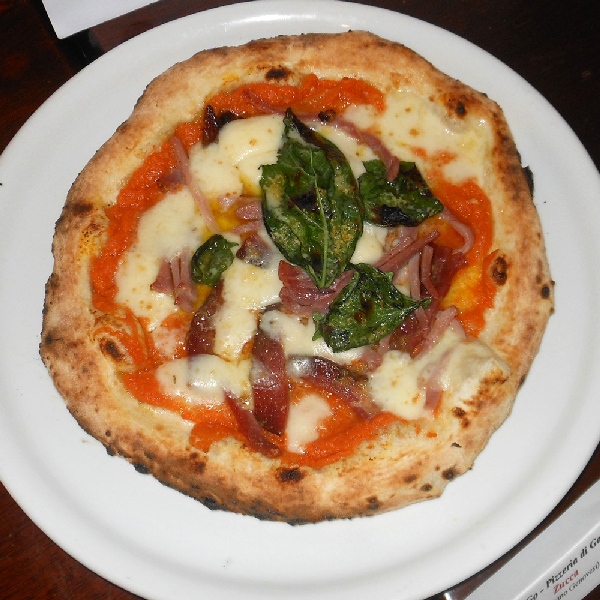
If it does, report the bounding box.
[1,2,600,599]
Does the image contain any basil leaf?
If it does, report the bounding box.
[190,234,237,286]
[313,263,429,352]
[358,159,443,227]
[260,109,363,289]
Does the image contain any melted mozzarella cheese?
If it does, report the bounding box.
[345,89,493,185]
[214,256,283,362]
[286,393,332,454]
[317,124,376,178]
[369,326,507,420]
[441,339,510,404]
[259,310,363,365]
[369,350,427,420]
[189,115,284,198]
[156,355,251,406]
[118,94,503,433]
[368,326,464,420]
[351,222,387,264]
[115,188,206,329]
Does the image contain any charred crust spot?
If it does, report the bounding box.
[105,430,111,438]
[541,284,551,299]
[443,468,457,481]
[105,446,115,456]
[420,483,433,492]
[201,496,223,511]
[366,496,380,511]
[189,453,206,474]
[453,405,470,428]
[70,202,94,215]
[404,474,418,483]
[45,272,59,292]
[133,462,150,474]
[442,93,469,119]
[99,339,126,361]
[265,66,291,81]
[277,467,305,483]
[491,255,508,285]
[523,166,534,194]
[42,330,58,346]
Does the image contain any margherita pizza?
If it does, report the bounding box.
[40,31,553,523]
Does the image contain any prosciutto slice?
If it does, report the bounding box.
[234,198,262,221]
[278,261,353,315]
[150,248,197,313]
[235,233,272,267]
[171,136,220,234]
[332,117,400,180]
[375,230,439,275]
[250,329,290,436]
[288,356,380,420]
[185,281,224,356]
[389,243,467,357]
[439,209,474,255]
[225,394,281,457]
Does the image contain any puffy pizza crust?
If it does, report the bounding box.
[41,31,553,523]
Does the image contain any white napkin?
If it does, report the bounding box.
[41,0,160,38]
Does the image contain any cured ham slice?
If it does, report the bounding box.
[234,198,262,221]
[150,260,173,294]
[170,248,197,312]
[250,329,290,436]
[171,136,220,234]
[428,245,468,298]
[278,261,352,315]
[287,356,380,420]
[332,116,400,180]
[419,306,461,356]
[388,242,466,356]
[235,233,272,266]
[440,208,474,255]
[225,394,281,457]
[150,249,198,312]
[185,281,224,356]
[376,230,439,275]
[231,198,264,236]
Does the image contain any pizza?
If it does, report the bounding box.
[40,31,553,523]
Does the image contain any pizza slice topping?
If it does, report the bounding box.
[91,73,510,464]
[260,109,363,289]
[251,327,290,435]
[313,263,429,352]
[358,159,444,227]
[190,234,237,286]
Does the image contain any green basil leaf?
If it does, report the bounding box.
[260,109,363,289]
[190,234,237,286]
[358,159,443,227]
[313,263,430,352]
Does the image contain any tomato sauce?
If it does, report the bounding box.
[90,142,180,312]
[207,74,386,119]
[91,75,497,467]
[430,177,495,337]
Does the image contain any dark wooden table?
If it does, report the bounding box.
[1,0,599,598]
